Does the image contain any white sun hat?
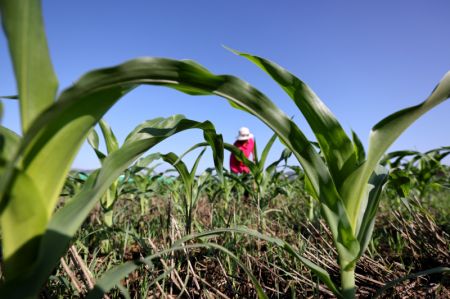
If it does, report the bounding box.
[236,127,253,141]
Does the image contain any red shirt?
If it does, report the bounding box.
[230,138,254,174]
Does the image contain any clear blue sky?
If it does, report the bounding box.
[1,0,449,172]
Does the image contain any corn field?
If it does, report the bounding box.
[0,1,449,298]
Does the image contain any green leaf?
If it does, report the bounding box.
[0,126,20,165]
[203,131,224,182]
[229,48,357,191]
[87,128,107,162]
[224,50,360,266]
[342,71,450,230]
[356,165,388,258]
[160,152,192,197]
[0,0,58,132]
[0,95,19,100]
[99,119,119,154]
[1,169,48,280]
[380,150,419,167]
[351,130,365,163]
[87,128,100,150]
[259,133,277,173]
[0,115,216,297]
[86,259,145,299]
[190,147,207,178]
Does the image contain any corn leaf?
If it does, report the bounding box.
[160,152,192,199]
[0,126,20,165]
[0,115,219,297]
[259,133,277,173]
[342,71,450,230]
[87,128,107,162]
[0,169,48,280]
[355,165,388,257]
[0,0,57,132]
[99,119,119,154]
[229,48,357,191]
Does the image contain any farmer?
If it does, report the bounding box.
[230,127,255,174]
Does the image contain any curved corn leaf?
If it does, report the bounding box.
[229,48,357,191]
[87,128,100,150]
[225,49,359,267]
[1,56,344,239]
[0,56,316,283]
[0,115,220,297]
[343,71,450,230]
[259,133,277,173]
[0,0,58,132]
[87,128,107,162]
[99,119,119,154]
[351,130,365,163]
[190,147,207,177]
[0,95,19,100]
[0,126,20,165]
[203,130,224,182]
[380,150,420,167]
[160,152,191,187]
[176,142,209,162]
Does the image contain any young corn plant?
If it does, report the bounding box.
[156,141,223,235]
[222,49,450,297]
[225,136,291,229]
[382,146,450,198]
[87,119,170,225]
[87,119,120,227]
[125,155,163,216]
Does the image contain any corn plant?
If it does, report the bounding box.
[382,146,450,198]
[156,142,223,235]
[221,49,450,297]
[125,155,163,216]
[87,119,120,226]
[225,136,292,229]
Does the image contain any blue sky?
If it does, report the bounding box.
[1,0,449,172]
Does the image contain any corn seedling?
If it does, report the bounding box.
[87,119,121,227]
[382,146,450,198]
[225,136,292,229]
[126,156,163,216]
[156,141,223,235]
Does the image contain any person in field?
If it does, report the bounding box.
[230,127,255,174]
